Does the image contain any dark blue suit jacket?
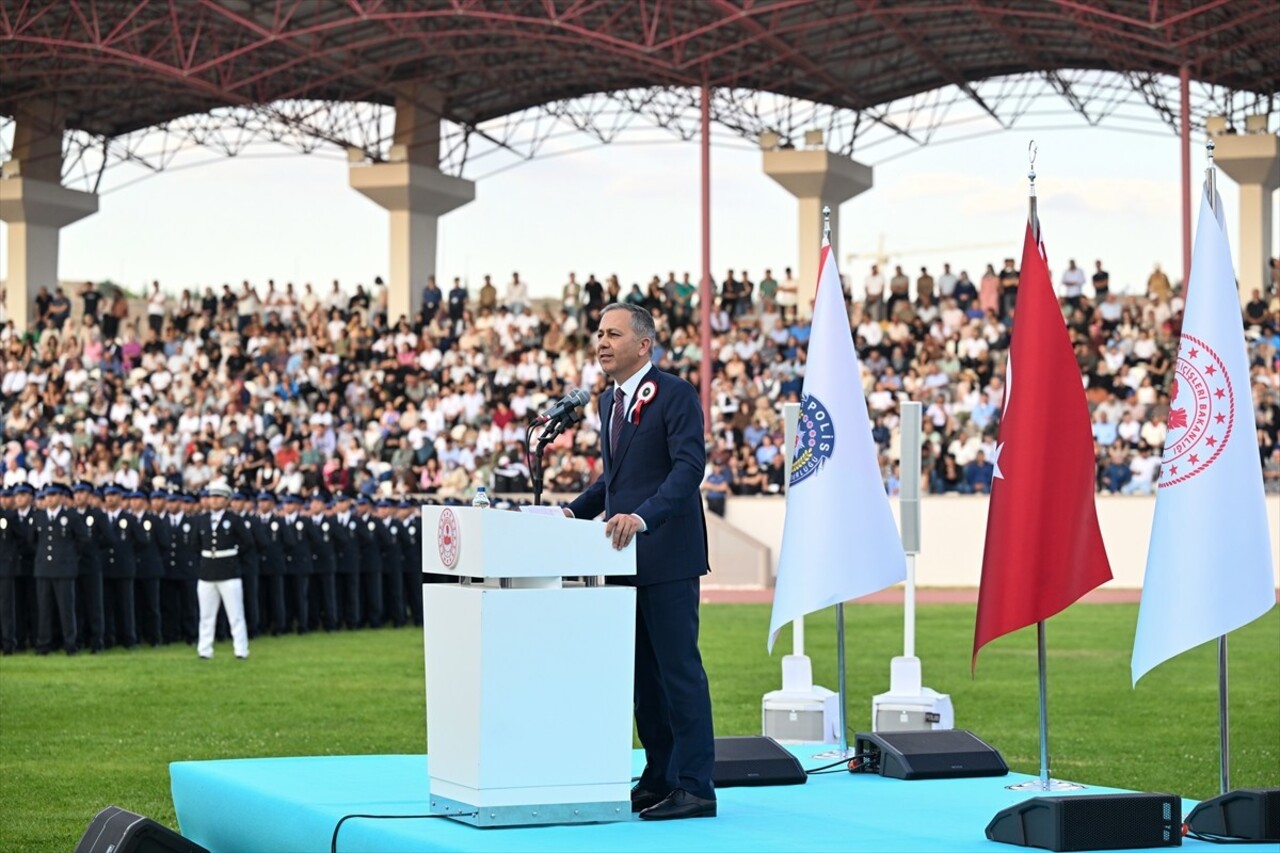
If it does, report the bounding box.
[569,365,709,587]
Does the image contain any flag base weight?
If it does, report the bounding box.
[1006,778,1086,792]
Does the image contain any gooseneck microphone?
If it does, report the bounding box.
[531,388,590,426]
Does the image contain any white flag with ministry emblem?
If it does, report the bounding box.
[768,239,906,651]
[1131,184,1277,685]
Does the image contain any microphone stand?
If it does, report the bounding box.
[527,411,583,507]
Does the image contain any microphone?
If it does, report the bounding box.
[532,388,590,426]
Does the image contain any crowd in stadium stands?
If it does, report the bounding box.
[1,258,1278,654]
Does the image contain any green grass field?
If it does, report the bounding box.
[1,603,1277,851]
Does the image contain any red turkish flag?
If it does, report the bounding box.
[972,221,1112,670]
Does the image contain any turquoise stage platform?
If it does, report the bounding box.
[169,747,1273,852]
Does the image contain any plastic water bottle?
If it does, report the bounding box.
[471,487,490,509]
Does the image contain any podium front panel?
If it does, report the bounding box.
[422,506,635,579]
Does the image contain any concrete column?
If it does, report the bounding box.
[350,85,474,323]
[763,148,872,318]
[0,106,98,331]
[1210,129,1278,304]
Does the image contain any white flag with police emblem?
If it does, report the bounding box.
[1131,184,1277,685]
[768,238,906,651]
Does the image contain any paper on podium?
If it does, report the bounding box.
[421,505,635,579]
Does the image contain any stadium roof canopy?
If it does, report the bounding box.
[3,0,1277,137]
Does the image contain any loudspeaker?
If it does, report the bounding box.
[712,736,807,787]
[986,793,1182,851]
[74,806,209,853]
[1185,788,1280,842]
[853,729,1008,780]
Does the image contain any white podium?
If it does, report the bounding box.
[420,506,636,827]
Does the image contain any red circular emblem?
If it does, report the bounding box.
[1160,334,1233,488]
[437,508,460,569]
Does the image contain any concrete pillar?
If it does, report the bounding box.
[1210,129,1278,304]
[763,148,872,318]
[350,85,474,323]
[0,106,98,331]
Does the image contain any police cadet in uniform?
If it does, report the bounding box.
[398,499,424,627]
[72,482,107,653]
[10,483,38,652]
[0,487,25,654]
[355,495,384,628]
[29,484,90,655]
[376,499,406,628]
[279,494,313,634]
[131,489,168,647]
[195,481,250,659]
[161,492,199,645]
[100,484,144,649]
[330,493,361,630]
[308,494,340,633]
[231,492,262,638]
[256,492,288,635]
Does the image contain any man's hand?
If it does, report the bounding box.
[561,507,574,519]
[604,513,643,550]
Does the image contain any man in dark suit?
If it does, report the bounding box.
[565,302,716,821]
[330,493,361,629]
[0,487,22,654]
[132,489,168,646]
[280,494,312,634]
[307,494,339,632]
[398,499,424,627]
[161,492,199,645]
[255,493,288,635]
[30,484,90,655]
[72,482,107,653]
[355,495,384,628]
[100,484,144,649]
[10,483,38,651]
[376,499,406,628]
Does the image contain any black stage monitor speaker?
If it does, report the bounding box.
[1185,788,1280,842]
[986,793,1182,851]
[853,729,1008,780]
[712,736,807,787]
[74,806,209,853]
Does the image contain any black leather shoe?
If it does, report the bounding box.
[631,786,667,813]
[639,788,716,821]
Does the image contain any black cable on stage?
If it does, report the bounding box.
[330,812,462,853]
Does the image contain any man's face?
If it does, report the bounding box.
[209,496,229,513]
[596,310,650,381]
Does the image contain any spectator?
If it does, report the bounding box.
[962,449,995,494]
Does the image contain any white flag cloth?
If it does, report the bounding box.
[1131,184,1277,685]
[768,241,906,651]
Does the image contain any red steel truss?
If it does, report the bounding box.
[2,0,1277,183]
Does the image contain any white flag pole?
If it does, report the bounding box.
[1204,137,1232,796]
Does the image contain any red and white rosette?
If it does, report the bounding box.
[632,379,658,424]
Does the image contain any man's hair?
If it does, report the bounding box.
[601,302,656,344]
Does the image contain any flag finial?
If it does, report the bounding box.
[1027,140,1039,235]
[1027,140,1038,196]
[1206,138,1218,214]
[822,205,831,242]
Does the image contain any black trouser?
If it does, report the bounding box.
[135,578,163,645]
[312,571,338,631]
[362,572,383,628]
[77,572,105,650]
[36,577,78,654]
[0,577,17,652]
[262,574,287,635]
[338,572,361,629]
[290,574,310,634]
[406,573,423,626]
[384,569,405,627]
[241,573,260,637]
[103,577,137,648]
[161,578,198,643]
[15,576,36,650]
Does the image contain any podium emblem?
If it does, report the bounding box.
[437,508,460,569]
